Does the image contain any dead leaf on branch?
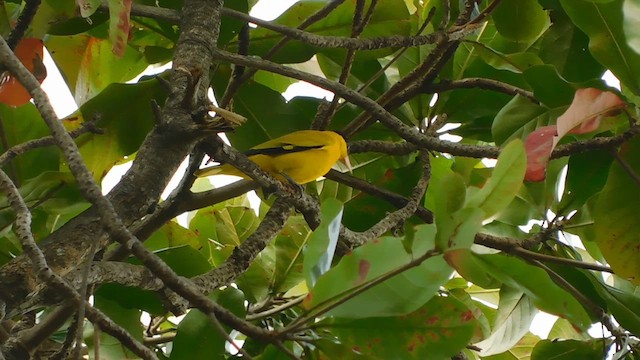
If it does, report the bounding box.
[524,88,626,182]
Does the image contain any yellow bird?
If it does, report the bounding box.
[196,130,351,184]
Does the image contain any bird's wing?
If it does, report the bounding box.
[244,131,333,156]
[244,143,323,156]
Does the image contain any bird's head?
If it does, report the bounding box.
[335,132,352,173]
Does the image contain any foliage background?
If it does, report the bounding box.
[0,0,639,359]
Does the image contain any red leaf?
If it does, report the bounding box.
[0,38,46,107]
[524,125,557,182]
[524,88,626,181]
[555,88,625,147]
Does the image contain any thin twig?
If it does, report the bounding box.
[611,148,640,187]
[422,77,538,104]
[7,0,41,49]
[468,0,502,25]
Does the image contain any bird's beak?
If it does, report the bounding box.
[341,156,353,173]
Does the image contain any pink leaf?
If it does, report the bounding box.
[108,0,132,57]
[524,88,625,182]
[524,125,557,182]
[554,88,625,147]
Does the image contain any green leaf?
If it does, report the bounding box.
[47,33,148,103]
[0,104,59,182]
[491,95,554,146]
[586,274,640,334]
[303,198,343,287]
[224,83,318,151]
[64,78,167,180]
[144,220,200,251]
[435,207,484,251]
[430,171,467,220]
[474,287,537,356]
[538,10,605,83]
[467,42,543,73]
[91,293,143,359]
[482,333,540,360]
[561,0,640,94]
[466,139,526,219]
[474,253,592,330]
[548,318,591,341]
[171,288,246,360]
[522,65,576,108]
[324,296,477,360]
[304,224,452,318]
[245,0,411,63]
[531,339,604,360]
[623,0,640,56]
[559,149,613,211]
[491,0,550,42]
[594,137,640,285]
[271,216,311,294]
[343,157,422,231]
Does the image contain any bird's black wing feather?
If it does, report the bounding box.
[244,144,323,156]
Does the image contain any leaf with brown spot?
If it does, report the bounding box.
[323,296,477,359]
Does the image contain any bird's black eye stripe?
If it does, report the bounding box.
[244,144,324,156]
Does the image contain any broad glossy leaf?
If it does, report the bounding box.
[441,88,513,142]
[91,294,143,359]
[594,138,640,284]
[0,104,59,182]
[559,149,613,211]
[225,83,317,151]
[435,207,483,251]
[538,10,605,83]
[47,33,148,103]
[144,220,200,251]
[561,0,640,94]
[430,171,466,220]
[623,0,640,57]
[492,95,556,146]
[303,198,343,287]
[482,333,540,360]
[548,318,591,341]
[304,224,452,318]
[468,42,543,73]
[97,245,213,315]
[236,239,277,303]
[445,249,502,290]
[531,339,604,360]
[190,204,260,267]
[171,288,246,360]
[271,216,311,294]
[491,0,550,42]
[475,253,592,330]
[325,296,477,359]
[343,158,422,232]
[593,280,640,334]
[522,65,576,108]
[466,139,526,218]
[245,0,411,63]
[474,287,537,356]
[317,51,389,100]
[63,78,167,180]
